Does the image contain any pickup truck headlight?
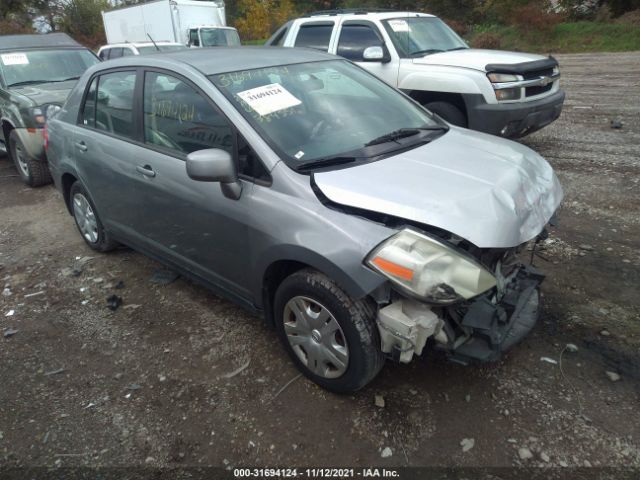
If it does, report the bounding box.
[366,229,497,305]
[30,104,62,126]
[487,73,519,83]
[488,73,522,101]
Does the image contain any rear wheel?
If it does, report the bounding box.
[424,101,467,128]
[9,130,52,187]
[274,269,384,393]
[70,181,118,252]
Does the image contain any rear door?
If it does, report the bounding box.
[287,20,337,52]
[74,68,141,232]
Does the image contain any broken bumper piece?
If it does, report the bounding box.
[448,265,545,364]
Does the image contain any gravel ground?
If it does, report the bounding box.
[0,52,639,472]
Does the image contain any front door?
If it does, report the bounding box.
[125,70,253,298]
[333,21,399,86]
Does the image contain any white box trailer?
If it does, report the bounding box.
[102,0,240,47]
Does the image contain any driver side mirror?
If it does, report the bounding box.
[186,148,242,200]
[363,45,391,64]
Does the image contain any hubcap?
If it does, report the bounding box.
[15,144,29,177]
[72,193,99,244]
[283,296,349,379]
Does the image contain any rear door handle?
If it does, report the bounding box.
[75,141,87,152]
[136,165,156,178]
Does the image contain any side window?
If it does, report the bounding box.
[98,49,110,60]
[337,24,384,61]
[189,30,200,47]
[80,77,98,128]
[121,47,134,57]
[143,71,233,155]
[108,48,123,59]
[294,23,334,51]
[95,71,136,138]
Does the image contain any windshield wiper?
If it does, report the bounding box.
[447,47,468,52]
[50,76,81,82]
[296,155,357,172]
[410,49,444,57]
[8,76,80,88]
[8,80,50,87]
[364,126,447,147]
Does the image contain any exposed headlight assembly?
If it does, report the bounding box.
[366,229,497,305]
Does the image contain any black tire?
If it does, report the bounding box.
[9,130,52,187]
[274,269,384,393]
[424,101,467,128]
[69,181,118,252]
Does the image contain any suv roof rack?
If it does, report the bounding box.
[303,8,395,17]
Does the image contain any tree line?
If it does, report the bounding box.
[1,0,638,46]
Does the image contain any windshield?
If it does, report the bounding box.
[201,28,241,47]
[0,49,99,88]
[137,45,188,54]
[211,60,444,169]
[382,17,468,57]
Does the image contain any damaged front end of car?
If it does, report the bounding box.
[368,228,550,365]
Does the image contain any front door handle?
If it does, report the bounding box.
[75,141,87,152]
[136,165,156,178]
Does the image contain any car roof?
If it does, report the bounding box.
[0,33,84,51]
[100,42,183,49]
[301,10,433,20]
[100,46,338,75]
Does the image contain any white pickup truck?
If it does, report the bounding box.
[267,9,565,138]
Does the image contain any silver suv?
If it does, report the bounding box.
[46,48,563,392]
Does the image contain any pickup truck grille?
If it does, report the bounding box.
[523,67,555,97]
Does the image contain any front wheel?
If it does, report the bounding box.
[274,269,384,393]
[9,130,52,187]
[70,181,118,252]
[424,101,467,128]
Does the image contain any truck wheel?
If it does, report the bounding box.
[70,181,118,252]
[274,269,384,393]
[424,101,467,128]
[9,130,52,187]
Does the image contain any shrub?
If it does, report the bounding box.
[471,31,502,49]
[509,3,564,34]
[0,18,33,34]
[615,8,640,25]
[444,19,470,36]
[595,4,613,22]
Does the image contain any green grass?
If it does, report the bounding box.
[468,21,640,53]
[241,39,267,46]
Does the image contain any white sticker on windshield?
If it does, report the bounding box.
[237,83,301,116]
[294,151,305,159]
[1,53,29,66]
[388,20,410,32]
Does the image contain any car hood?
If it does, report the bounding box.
[11,80,77,107]
[313,128,563,249]
[412,49,546,72]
